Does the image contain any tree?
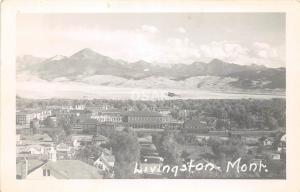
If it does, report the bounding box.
[266,116,278,130]
[110,128,140,179]
[156,131,181,166]
[63,123,72,136]
[30,118,39,134]
[43,117,56,128]
[76,144,104,164]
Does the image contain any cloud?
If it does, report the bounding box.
[159,37,201,64]
[18,25,284,68]
[141,25,159,33]
[177,27,186,34]
[198,41,284,67]
[252,42,279,59]
[199,41,250,64]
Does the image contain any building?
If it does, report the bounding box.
[85,104,110,112]
[261,137,274,146]
[56,110,93,125]
[73,104,85,110]
[71,134,93,147]
[36,109,52,121]
[75,118,100,134]
[25,160,103,179]
[56,143,73,159]
[93,151,115,173]
[70,110,93,119]
[55,110,74,124]
[121,111,165,129]
[16,112,36,126]
[93,109,123,123]
[85,104,111,116]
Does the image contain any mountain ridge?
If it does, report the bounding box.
[17,48,286,90]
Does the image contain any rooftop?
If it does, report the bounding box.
[70,110,92,114]
[121,111,163,117]
[100,109,125,114]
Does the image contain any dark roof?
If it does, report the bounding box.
[121,111,163,117]
[44,160,103,179]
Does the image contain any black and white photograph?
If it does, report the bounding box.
[15,12,286,179]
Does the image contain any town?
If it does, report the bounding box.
[16,97,286,179]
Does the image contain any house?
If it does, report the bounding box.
[26,160,103,179]
[71,134,93,147]
[262,137,273,146]
[36,109,52,121]
[56,143,71,152]
[93,151,115,173]
[16,144,47,159]
[56,143,73,159]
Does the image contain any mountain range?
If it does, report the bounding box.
[17,48,285,91]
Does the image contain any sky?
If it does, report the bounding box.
[17,13,285,67]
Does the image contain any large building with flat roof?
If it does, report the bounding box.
[121,111,165,129]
